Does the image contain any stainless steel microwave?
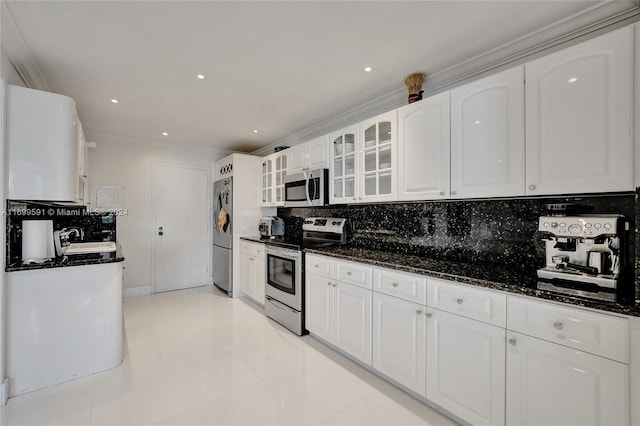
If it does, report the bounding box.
[284,168,329,207]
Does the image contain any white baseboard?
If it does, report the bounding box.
[0,378,9,406]
[123,285,152,298]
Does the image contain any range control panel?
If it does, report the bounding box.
[303,217,346,233]
[538,215,621,238]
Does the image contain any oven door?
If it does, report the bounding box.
[265,247,302,311]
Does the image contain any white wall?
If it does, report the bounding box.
[88,131,230,296]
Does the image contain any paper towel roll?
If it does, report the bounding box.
[22,220,54,263]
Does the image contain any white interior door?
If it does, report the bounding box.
[154,164,210,293]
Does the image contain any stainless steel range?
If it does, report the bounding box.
[264,217,347,335]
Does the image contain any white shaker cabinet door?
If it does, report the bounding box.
[372,292,426,396]
[426,309,506,426]
[450,66,525,199]
[240,252,254,300]
[306,136,329,170]
[305,273,334,343]
[525,26,633,195]
[506,332,628,426]
[334,282,372,365]
[397,92,450,200]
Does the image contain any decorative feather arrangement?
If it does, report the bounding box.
[404,73,425,104]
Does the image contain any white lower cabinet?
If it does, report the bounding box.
[426,308,505,426]
[506,331,628,426]
[307,259,635,426]
[306,272,334,342]
[372,292,426,396]
[306,270,372,365]
[240,242,265,305]
[334,281,372,364]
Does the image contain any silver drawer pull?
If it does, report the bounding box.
[416,310,422,315]
[508,338,517,346]
[327,282,332,286]
[553,321,564,330]
[425,312,432,319]
[392,283,398,288]
[347,272,352,276]
[456,298,464,305]
[315,264,319,268]
[332,284,337,288]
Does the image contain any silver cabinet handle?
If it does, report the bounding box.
[439,191,445,196]
[553,321,564,330]
[529,184,536,191]
[392,283,398,288]
[509,338,517,346]
[425,312,432,318]
[332,284,337,288]
[456,298,464,305]
[347,272,352,276]
[327,282,332,286]
[416,310,422,315]
[315,264,319,268]
[451,190,457,196]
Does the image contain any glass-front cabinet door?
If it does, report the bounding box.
[274,153,287,205]
[330,125,357,204]
[261,156,273,206]
[358,110,397,202]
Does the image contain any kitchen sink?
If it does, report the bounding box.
[65,241,117,255]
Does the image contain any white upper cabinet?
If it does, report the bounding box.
[260,155,274,206]
[358,110,397,203]
[7,85,81,202]
[287,136,329,175]
[260,152,287,207]
[397,92,450,201]
[329,125,358,204]
[451,66,525,199]
[525,26,633,195]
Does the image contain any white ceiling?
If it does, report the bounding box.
[4,0,605,152]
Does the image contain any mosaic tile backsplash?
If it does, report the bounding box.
[279,192,637,302]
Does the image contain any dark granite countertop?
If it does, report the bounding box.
[305,246,640,318]
[6,244,125,272]
[240,236,304,250]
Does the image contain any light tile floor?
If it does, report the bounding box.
[0,286,457,426]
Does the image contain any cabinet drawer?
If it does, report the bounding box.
[306,254,333,278]
[373,267,426,304]
[240,241,264,258]
[427,278,506,328]
[507,296,628,363]
[335,260,372,289]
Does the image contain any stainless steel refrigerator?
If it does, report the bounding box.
[213,177,233,295]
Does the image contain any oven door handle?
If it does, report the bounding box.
[266,296,297,313]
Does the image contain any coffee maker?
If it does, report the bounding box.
[536,214,631,303]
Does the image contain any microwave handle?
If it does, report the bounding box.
[304,170,311,205]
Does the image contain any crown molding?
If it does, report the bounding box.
[1,2,49,90]
[252,0,640,157]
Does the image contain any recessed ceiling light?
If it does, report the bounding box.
[253,129,259,133]
[568,77,578,83]
[364,66,372,72]
[162,132,168,136]
[111,99,119,104]
[197,74,205,79]
[474,120,481,124]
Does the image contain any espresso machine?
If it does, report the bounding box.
[536,214,631,303]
